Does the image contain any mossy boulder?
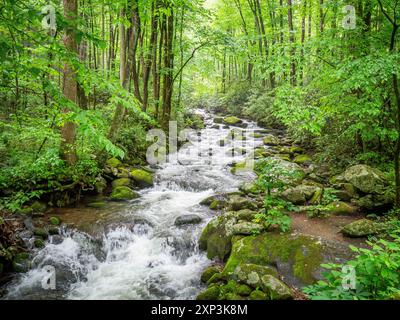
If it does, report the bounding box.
[33,227,48,239]
[106,157,121,168]
[281,185,321,205]
[263,134,280,146]
[201,265,223,283]
[325,201,357,215]
[130,168,154,188]
[94,176,107,194]
[232,263,278,288]
[239,182,260,195]
[231,209,258,222]
[228,195,257,211]
[49,216,61,226]
[343,164,388,194]
[293,154,312,165]
[223,116,242,125]
[12,252,30,272]
[219,280,252,299]
[222,233,329,287]
[110,186,139,201]
[230,161,253,175]
[341,219,386,238]
[353,191,394,211]
[34,238,45,248]
[260,275,294,300]
[199,215,236,261]
[111,178,132,188]
[196,284,221,300]
[200,194,230,210]
[231,222,264,235]
[249,289,268,300]
[268,158,305,185]
[253,148,270,158]
[309,188,324,205]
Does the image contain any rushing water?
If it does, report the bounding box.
[3,111,265,300]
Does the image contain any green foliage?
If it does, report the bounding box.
[254,196,293,233]
[303,232,400,300]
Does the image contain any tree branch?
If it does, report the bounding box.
[172,43,207,83]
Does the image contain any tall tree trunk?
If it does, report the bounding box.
[287,0,296,86]
[61,0,78,165]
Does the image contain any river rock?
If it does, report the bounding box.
[343,164,388,194]
[232,263,278,288]
[341,219,387,237]
[239,182,260,195]
[293,154,312,165]
[231,222,264,235]
[214,117,224,124]
[228,195,257,211]
[196,284,221,300]
[174,214,202,226]
[325,201,358,215]
[110,186,139,201]
[222,233,352,288]
[111,178,132,188]
[260,275,294,300]
[223,116,243,126]
[201,265,223,283]
[281,185,321,205]
[130,168,154,188]
[263,134,279,146]
[106,157,121,168]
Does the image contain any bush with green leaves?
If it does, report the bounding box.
[303,231,400,300]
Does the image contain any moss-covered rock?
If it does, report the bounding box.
[49,216,61,226]
[200,194,230,210]
[201,265,223,283]
[34,238,45,249]
[230,160,253,175]
[249,289,268,300]
[293,154,312,165]
[222,233,326,287]
[281,185,320,205]
[33,227,48,239]
[239,182,260,195]
[214,117,224,124]
[343,164,388,194]
[230,209,258,222]
[260,275,294,300]
[196,284,221,300]
[106,157,121,168]
[12,252,30,272]
[207,272,226,285]
[223,116,242,125]
[174,214,202,226]
[130,168,154,188]
[232,263,278,288]
[263,134,280,146]
[111,178,132,188]
[325,201,357,215]
[199,215,236,260]
[231,222,264,235]
[309,187,324,205]
[268,158,305,185]
[228,195,257,211]
[341,219,386,238]
[110,186,139,201]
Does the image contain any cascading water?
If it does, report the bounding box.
[3,111,265,300]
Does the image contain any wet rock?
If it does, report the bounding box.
[263,134,279,146]
[239,182,260,195]
[223,116,242,126]
[111,177,132,188]
[34,238,45,248]
[110,186,139,201]
[200,193,231,210]
[260,275,293,300]
[33,227,48,239]
[343,164,388,194]
[201,265,223,283]
[199,215,237,260]
[341,219,387,238]
[49,235,64,245]
[196,284,221,300]
[130,168,154,188]
[232,263,278,288]
[12,252,30,272]
[325,201,358,215]
[30,201,47,213]
[48,227,60,235]
[174,214,202,226]
[230,161,253,175]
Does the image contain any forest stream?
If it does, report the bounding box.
[1,111,263,299]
